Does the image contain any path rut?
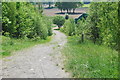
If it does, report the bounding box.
[1,30,69,78]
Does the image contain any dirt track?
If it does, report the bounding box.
[2,30,69,78]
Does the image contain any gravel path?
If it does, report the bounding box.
[1,30,69,78]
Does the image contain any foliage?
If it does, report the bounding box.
[0,36,51,57]
[53,16,65,28]
[61,19,76,36]
[2,2,17,36]
[61,2,119,50]
[0,3,1,33]
[82,3,90,8]
[88,3,101,44]
[2,2,52,39]
[62,36,118,78]
[75,19,89,35]
[55,2,83,13]
[33,17,48,39]
[60,2,119,78]
[89,2,119,48]
[118,1,120,51]
[55,2,63,12]
[43,16,53,36]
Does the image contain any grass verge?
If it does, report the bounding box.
[62,36,118,78]
[82,4,90,8]
[0,36,51,58]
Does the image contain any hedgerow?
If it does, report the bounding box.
[2,2,52,39]
[61,2,119,50]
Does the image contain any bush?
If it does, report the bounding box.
[75,19,89,35]
[43,16,53,36]
[89,2,118,48]
[53,16,65,28]
[61,2,119,50]
[2,2,17,37]
[61,19,76,36]
[34,17,48,39]
[2,2,52,40]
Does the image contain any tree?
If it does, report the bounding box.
[55,2,63,13]
[2,2,52,39]
[60,2,119,49]
[63,18,76,36]
[118,2,120,78]
[88,2,119,47]
[65,13,69,20]
[38,2,43,13]
[2,2,17,37]
[88,3,100,44]
[53,16,65,28]
[55,2,83,13]
[0,2,2,33]
[72,2,83,13]
[48,2,51,8]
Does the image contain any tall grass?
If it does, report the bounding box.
[82,4,90,8]
[0,36,51,57]
[62,36,118,78]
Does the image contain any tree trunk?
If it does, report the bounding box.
[34,2,37,10]
[67,9,68,13]
[48,2,51,8]
[69,10,71,13]
[38,2,41,10]
[58,25,61,29]
[81,33,84,42]
[61,9,62,13]
[93,37,96,44]
[38,2,43,13]
[73,9,75,13]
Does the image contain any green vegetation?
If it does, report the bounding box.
[61,2,119,78]
[0,36,51,57]
[55,2,83,13]
[1,1,119,78]
[61,2,119,50]
[1,2,53,57]
[82,4,90,8]
[2,2,52,39]
[53,16,65,28]
[89,2,119,47]
[61,19,76,36]
[62,36,118,78]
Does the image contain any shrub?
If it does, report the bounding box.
[62,19,76,36]
[89,2,118,48]
[61,2,119,49]
[2,2,17,37]
[34,17,48,40]
[43,16,52,36]
[2,2,52,40]
[53,16,65,28]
